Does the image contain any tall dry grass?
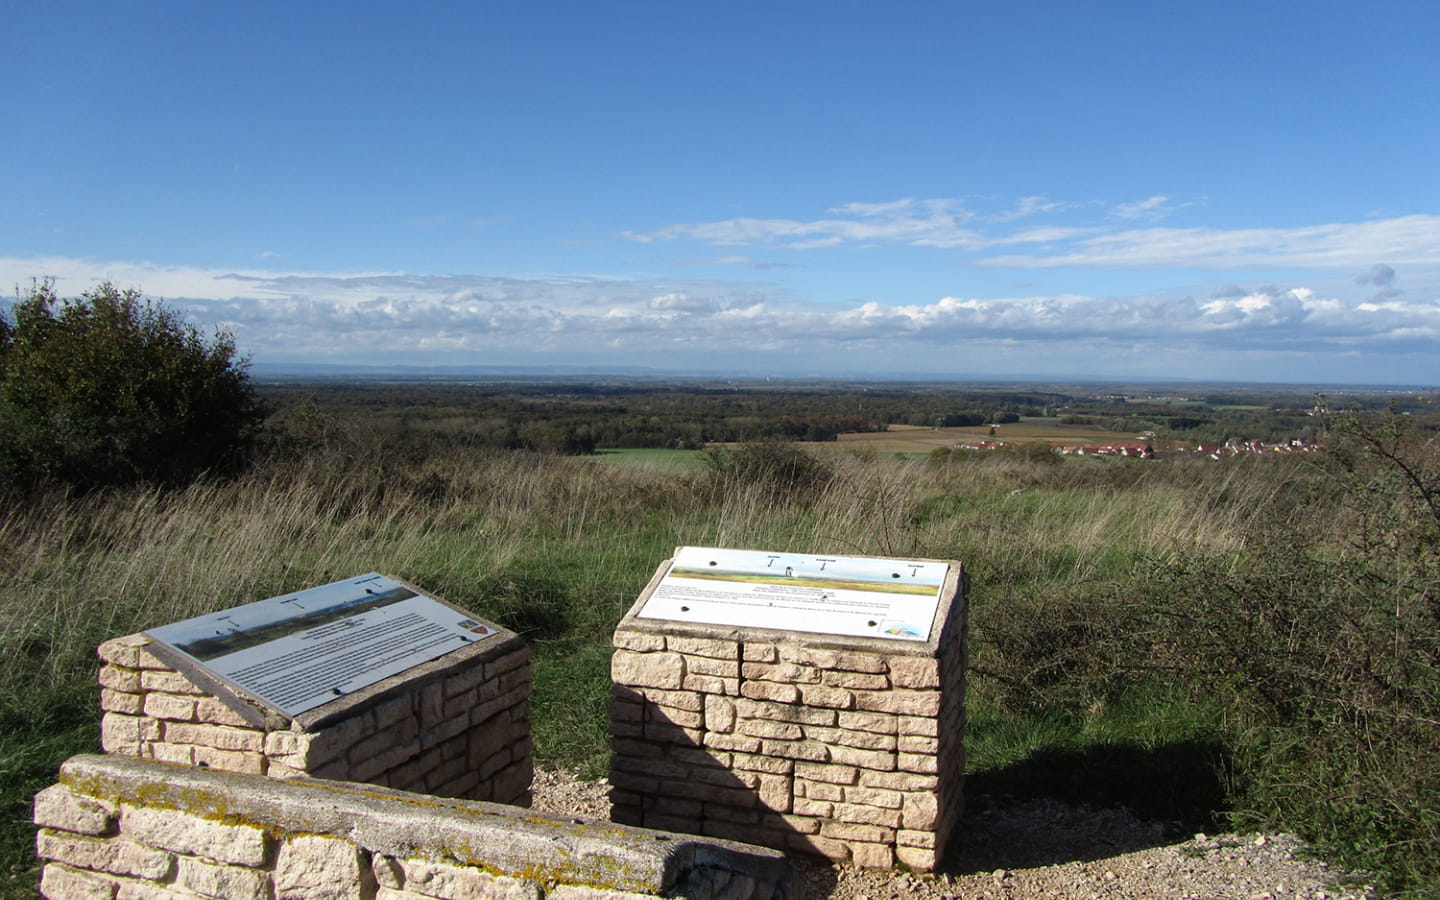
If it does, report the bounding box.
[8,438,1411,895]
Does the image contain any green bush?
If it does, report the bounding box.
[1140,412,1440,891]
[701,441,835,501]
[0,280,263,489]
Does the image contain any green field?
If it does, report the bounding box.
[589,447,708,470]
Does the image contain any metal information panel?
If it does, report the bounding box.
[146,573,497,717]
[638,547,948,641]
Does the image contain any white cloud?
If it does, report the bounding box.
[981,215,1440,270]
[4,255,1438,381]
[625,198,986,250]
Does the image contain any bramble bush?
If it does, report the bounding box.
[0,280,263,489]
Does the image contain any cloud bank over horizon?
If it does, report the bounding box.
[5,231,1436,385]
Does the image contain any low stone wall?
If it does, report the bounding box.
[35,754,799,900]
[97,624,532,805]
[609,562,966,871]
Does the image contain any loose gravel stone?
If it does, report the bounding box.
[529,769,1374,899]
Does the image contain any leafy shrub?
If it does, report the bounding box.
[0,281,263,489]
[701,441,835,501]
[1142,412,1440,891]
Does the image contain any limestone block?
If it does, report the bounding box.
[897,735,938,754]
[739,681,799,704]
[547,886,655,900]
[651,705,704,729]
[704,695,736,733]
[100,689,144,715]
[791,797,832,818]
[738,719,802,741]
[191,746,266,775]
[825,743,895,771]
[120,806,268,867]
[373,855,405,889]
[612,631,666,652]
[141,693,197,722]
[420,711,471,750]
[756,774,792,813]
[485,646,532,679]
[649,795,702,817]
[643,721,702,744]
[818,820,893,844]
[837,711,897,734]
[39,863,117,900]
[194,697,255,728]
[401,857,543,900]
[896,828,937,848]
[98,635,147,668]
[796,685,855,710]
[728,753,792,776]
[420,682,445,730]
[176,855,270,900]
[443,664,487,699]
[895,844,937,871]
[786,833,850,861]
[843,786,903,810]
[788,647,888,673]
[147,743,195,766]
[163,723,264,753]
[761,739,828,762]
[263,730,314,765]
[806,727,895,752]
[613,650,676,690]
[849,842,894,869]
[348,739,422,783]
[685,655,740,678]
[896,716,939,737]
[33,785,115,836]
[901,793,939,830]
[887,657,941,689]
[98,665,141,693]
[100,713,161,753]
[431,769,482,801]
[832,802,901,829]
[897,753,938,775]
[373,693,416,730]
[669,746,730,770]
[741,643,777,662]
[36,830,174,880]
[682,674,739,695]
[736,699,835,727]
[798,781,843,802]
[639,687,704,713]
[819,670,889,690]
[739,662,819,684]
[667,636,739,659]
[701,732,762,753]
[274,834,368,900]
[853,690,940,717]
[139,670,206,695]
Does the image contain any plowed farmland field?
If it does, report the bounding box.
[811,422,1133,454]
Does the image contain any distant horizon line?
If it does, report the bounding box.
[247,361,1434,393]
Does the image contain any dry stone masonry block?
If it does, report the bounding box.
[95,579,533,806]
[34,754,798,900]
[610,549,966,871]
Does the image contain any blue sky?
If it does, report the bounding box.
[5,1,1439,385]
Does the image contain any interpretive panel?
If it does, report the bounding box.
[146,573,498,716]
[638,546,948,640]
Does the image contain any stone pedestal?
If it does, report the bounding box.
[96,584,533,805]
[609,550,966,870]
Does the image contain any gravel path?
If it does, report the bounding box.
[530,769,1374,900]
